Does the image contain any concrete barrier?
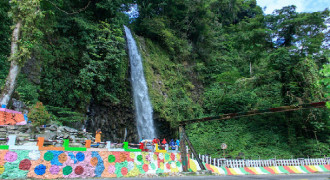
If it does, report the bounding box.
[188,158,330,175]
[8,135,38,150]
[0,149,183,179]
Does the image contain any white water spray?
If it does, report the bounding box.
[124,26,156,139]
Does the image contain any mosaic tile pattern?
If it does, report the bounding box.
[0,150,182,179]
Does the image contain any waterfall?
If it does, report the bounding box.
[124,26,156,140]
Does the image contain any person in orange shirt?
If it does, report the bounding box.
[95,128,102,143]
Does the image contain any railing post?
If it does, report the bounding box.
[106,141,111,151]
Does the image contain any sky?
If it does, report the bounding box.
[256,0,330,14]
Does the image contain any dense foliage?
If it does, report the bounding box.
[0,0,11,87]
[133,0,329,158]
[0,0,328,158]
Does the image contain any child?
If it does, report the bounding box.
[95,128,102,143]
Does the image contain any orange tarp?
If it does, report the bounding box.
[0,111,25,126]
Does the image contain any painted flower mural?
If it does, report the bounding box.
[0,150,183,179]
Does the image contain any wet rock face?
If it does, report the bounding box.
[153,112,177,140]
[21,56,41,85]
[86,103,138,144]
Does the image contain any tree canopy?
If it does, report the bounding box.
[0,0,328,158]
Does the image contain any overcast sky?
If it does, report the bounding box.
[256,0,330,14]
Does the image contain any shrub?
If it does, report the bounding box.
[28,102,50,126]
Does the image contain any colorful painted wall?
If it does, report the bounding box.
[189,159,330,175]
[0,150,182,179]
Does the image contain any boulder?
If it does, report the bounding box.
[7,126,18,131]
[46,124,58,131]
[64,126,78,133]
[17,126,29,133]
[12,98,27,112]
[69,135,76,143]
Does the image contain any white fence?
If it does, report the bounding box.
[191,154,330,168]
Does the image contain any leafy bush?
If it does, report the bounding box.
[28,102,50,126]
[16,75,39,105]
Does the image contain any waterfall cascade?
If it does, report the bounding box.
[124,26,156,140]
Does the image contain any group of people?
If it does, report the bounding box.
[169,139,180,150]
[94,129,181,151]
[140,137,180,151]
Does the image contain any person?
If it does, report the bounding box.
[156,137,160,145]
[139,141,144,150]
[95,128,102,143]
[140,136,145,143]
[162,138,167,145]
[175,139,180,150]
[152,138,158,146]
[170,139,175,150]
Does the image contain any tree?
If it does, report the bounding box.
[28,102,50,126]
[267,6,328,56]
[320,64,330,108]
[229,14,271,76]
[0,0,11,86]
[267,6,328,104]
[0,0,43,106]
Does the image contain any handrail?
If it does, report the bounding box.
[191,153,330,168]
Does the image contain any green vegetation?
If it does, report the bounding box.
[133,0,329,159]
[137,37,203,126]
[28,102,51,127]
[0,0,11,87]
[0,0,328,159]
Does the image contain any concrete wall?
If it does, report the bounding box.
[0,150,182,179]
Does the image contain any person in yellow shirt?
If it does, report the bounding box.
[95,128,102,143]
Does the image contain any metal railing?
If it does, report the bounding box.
[191,153,330,168]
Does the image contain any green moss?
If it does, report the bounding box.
[135,36,203,126]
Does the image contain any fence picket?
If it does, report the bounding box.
[190,154,329,168]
